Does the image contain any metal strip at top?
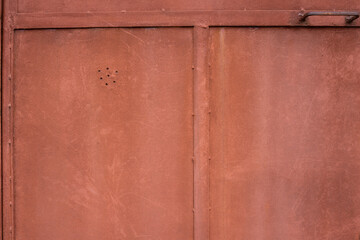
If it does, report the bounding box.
[13,10,360,29]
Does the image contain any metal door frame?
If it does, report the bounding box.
[2,0,360,239]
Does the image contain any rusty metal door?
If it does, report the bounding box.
[2,1,360,240]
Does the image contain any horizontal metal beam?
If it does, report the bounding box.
[13,10,360,29]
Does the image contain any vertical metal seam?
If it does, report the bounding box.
[7,20,14,240]
[207,29,212,240]
[9,28,13,240]
[2,0,15,238]
[8,2,16,239]
[193,25,210,240]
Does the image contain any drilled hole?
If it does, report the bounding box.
[107,74,110,77]
[100,77,103,80]
[98,70,101,72]
[106,67,109,70]
[105,83,108,86]
[115,70,118,74]
[113,81,116,83]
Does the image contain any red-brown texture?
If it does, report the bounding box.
[4,0,360,238]
[2,0,17,239]
[15,11,360,29]
[13,28,194,240]
[209,27,360,240]
[16,0,360,13]
[193,26,210,240]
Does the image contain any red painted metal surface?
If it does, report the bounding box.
[16,0,360,13]
[193,26,210,240]
[2,0,360,240]
[13,28,194,239]
[12,10,360,29]
[209,27,360,240]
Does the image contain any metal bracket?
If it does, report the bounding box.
[299,11,360,23]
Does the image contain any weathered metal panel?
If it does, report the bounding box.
[13,28,194,240]
[209,27,360,240]
[17,0,360,13]
[4,0,360,238]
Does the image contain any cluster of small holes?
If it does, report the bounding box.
[97,67,119,86]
